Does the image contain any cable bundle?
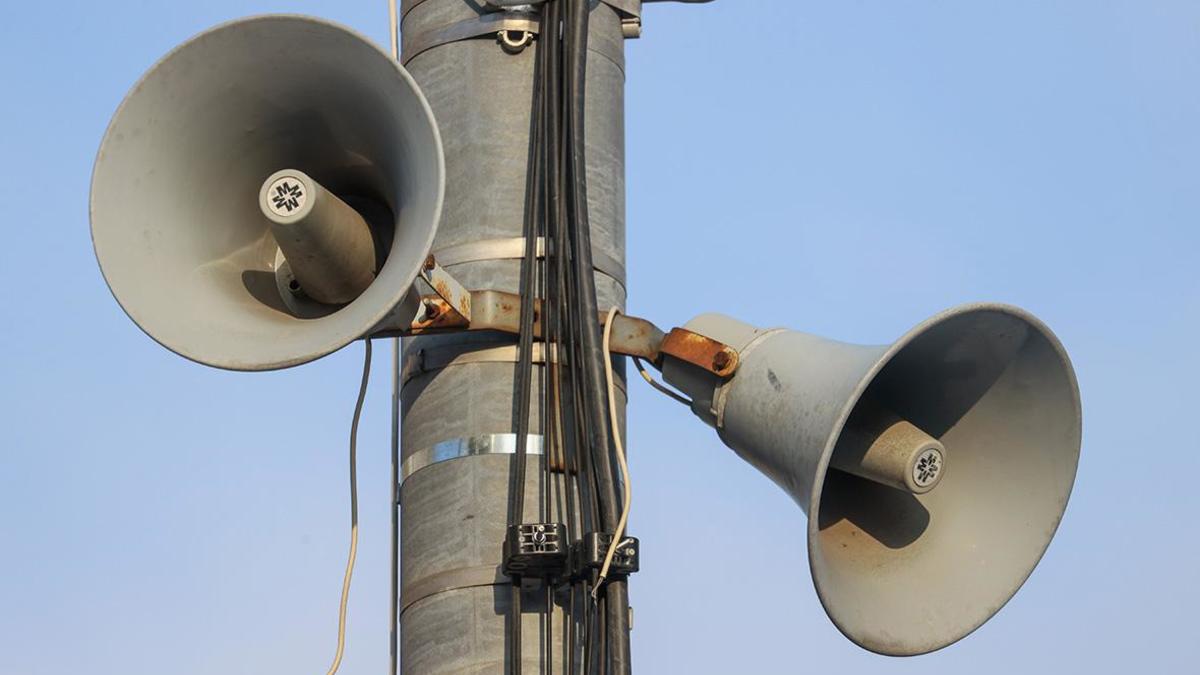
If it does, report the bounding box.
[507,1,632,673]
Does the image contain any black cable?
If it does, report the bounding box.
[547,2,602,666]
[508,9,549,672]
[532,4,593,671]
[389,339,400,675]
[563,2,631,672]
[567,581,579,675]
[532,7,557,669]
[564,0,616,541]
[543,4,595,668]
[509,14,546,532]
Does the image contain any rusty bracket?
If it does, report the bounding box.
[395,287,739,379]
[658,327,739,378]
[419,254,472,323]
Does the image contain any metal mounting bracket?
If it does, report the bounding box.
[659,327,739,378]
[418,254,473,323]
[388,280,739,379]
[402,11,541,64]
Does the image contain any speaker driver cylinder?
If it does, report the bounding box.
[830,407,946,495]
[259,168,377,305]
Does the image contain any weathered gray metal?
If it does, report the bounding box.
[419,255,474,323]
[828,406,946,495]
[90,15,444,371]
[398,1,629,672]
[661,304,1082,656]
[259,169,379,306]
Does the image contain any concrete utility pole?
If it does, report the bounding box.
[398,2,629,671]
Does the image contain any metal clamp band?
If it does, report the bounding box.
[402,7,625,70]
[400,563,508,615]
[401,433,545,483]
[402,343,555,385]
[400,0,435,21]
[432,236,627,288]
[712,328,786,428]
[401,343,629,400]
[403,13,541,65]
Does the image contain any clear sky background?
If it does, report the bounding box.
[1,1,1197,673]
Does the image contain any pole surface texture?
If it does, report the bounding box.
[399,2,628,672]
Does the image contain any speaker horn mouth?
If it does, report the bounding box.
[90,15,445,370]
[808,303,1082,656]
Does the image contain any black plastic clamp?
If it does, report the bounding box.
[571,532,640,580]
[502,523,569,579]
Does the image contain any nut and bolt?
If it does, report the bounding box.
[712,350,733,372]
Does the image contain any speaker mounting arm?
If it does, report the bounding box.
[389,269,738,378]
[418,254,473,323]
[659,327,739,378]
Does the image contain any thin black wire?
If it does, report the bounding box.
[390,338,400,675]
[532,6,556,667]
[508,21,548,672]
[509,48,544,530]
[563,2,630,672]
[540,2,594,670]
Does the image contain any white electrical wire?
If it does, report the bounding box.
[388,0,399,63]
[594,307,632,597]
[632,356,692,407]
[326,340,372,675]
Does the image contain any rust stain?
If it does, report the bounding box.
[408,297,468,334]
[661,328,740,378]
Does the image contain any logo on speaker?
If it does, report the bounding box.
[267,177,306,216]
[913,448,942,488]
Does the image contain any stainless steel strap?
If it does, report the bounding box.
[432,236,627,288]
[403,13,541,65]
[401,6,626,67]
[401,432,545,483]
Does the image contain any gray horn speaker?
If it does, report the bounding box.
[662,303,1082,655]
[90,15,444,370]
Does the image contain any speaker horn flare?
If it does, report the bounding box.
[90,15,444,370]
[662,303,1082,655]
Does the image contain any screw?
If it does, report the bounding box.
[712,350,732,372]
[423,254,436,271]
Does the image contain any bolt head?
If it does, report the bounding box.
[712,350,732,371]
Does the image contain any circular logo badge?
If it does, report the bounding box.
[266,176,307,216]
[912,448,943,488]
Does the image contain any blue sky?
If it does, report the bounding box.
[1,1,1197,673]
